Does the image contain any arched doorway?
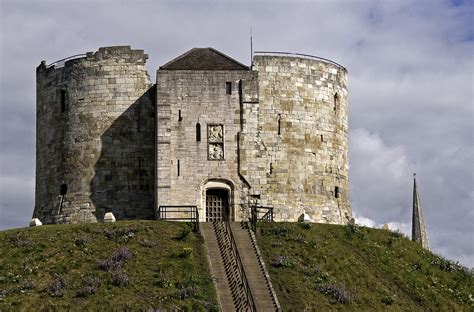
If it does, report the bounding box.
[206,189,229,221]
[202,180,233,222]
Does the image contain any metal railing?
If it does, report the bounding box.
[157,205,199,232]
[254,51,346,71]
[47,54,87,68]
[224,221,257,311]
[250,206,274,232]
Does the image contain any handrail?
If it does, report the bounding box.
[157,205,199,232]
[253,51,346,71]
[47,54,87,68]
[224,221,257,311]
[250,206,274,232]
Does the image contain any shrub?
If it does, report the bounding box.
[0,288,11,298]
[45,276,66,297]
[98,246,133,271]
[20,280,35,291]
[113,246,133,262]
[76,275,101,297]
[316,283,353,303]
[98,258,121,272]
[111,270,130,287]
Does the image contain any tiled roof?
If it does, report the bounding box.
[160,48,249,70]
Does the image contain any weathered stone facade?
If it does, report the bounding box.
[34,46,352,224]
[34,46,155,224]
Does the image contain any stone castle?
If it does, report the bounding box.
[33,46,352,225]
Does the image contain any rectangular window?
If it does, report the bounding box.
[208,124,224,160]
[226,82,232,95]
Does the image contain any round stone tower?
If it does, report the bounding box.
[249,53,351,223]
[34,46,155,224]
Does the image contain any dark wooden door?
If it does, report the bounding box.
[206,189,229,221]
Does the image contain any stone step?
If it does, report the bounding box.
[230,222,278,310]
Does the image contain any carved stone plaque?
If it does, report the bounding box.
[208,143,224,160]
[208,125,224,160]
[208,125,223,142]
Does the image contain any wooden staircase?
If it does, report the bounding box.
[201,222,279,311]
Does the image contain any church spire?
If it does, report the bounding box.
[412,173,429,250]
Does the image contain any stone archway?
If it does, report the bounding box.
[202,180,233,222]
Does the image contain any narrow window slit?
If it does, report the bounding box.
[277,113,281,135]
[60,90,66,113]
[60,184,68,195]
[334,93,339,112]
[335,186,340,198]
[178,109,183,121]
[196,123,201,141]
[177,160,180,176]
[226,82,232,95]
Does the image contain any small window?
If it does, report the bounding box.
[60,90,66,113]
[196,123,201,142]
[178,109,183,121]
[334,93,339,112]
[335,186,340,198]
[226,82,232,95]
[177,160,180,176]
[60,184,68,195]
[277,114,281,135]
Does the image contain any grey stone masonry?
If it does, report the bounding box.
[240,55,352,223]
[34,46,155,224]
[34,46,353,225]
[156,68,258,221]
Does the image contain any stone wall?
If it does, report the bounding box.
[156,70,258,221]
[34,46,352,225]
[239,55,351,223]
[34,46,155,224]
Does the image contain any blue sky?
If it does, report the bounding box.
[0,0,473,267]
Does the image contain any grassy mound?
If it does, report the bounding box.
[0,221,218,311]
[256,222,473,311]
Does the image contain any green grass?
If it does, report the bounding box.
[256,222,473,311]
[2,221,472,311]
[0,221,218,311]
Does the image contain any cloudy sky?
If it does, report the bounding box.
[0,0,472,266]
